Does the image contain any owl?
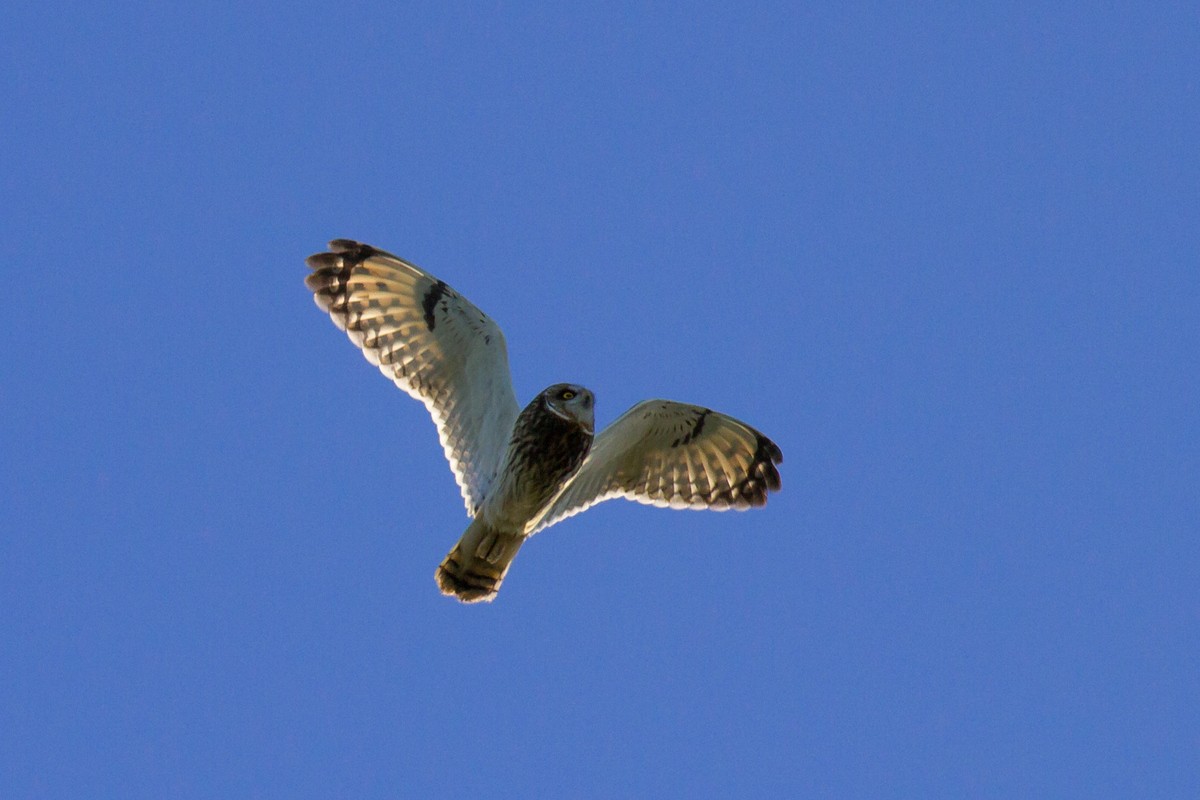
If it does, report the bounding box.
[306,240,782,603]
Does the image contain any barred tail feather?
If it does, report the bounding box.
[435,519,525,603]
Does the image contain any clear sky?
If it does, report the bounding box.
[2,4,1197,798]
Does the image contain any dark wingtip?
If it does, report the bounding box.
[303,271,326,293]
[324,239,407,262]
[733,434,783,505]
[305,251,340,271]
[758,435,782,492]
[305,240,376,270]
[762,460,782,493]
[305,240,381,301]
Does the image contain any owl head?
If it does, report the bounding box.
[540,383,595,434]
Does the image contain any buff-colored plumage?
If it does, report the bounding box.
[306,240,782,603]
[305,240,518,516]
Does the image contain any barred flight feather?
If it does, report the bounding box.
[305,239,782,602]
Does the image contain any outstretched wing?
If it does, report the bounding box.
[527,400,782,534]
[305,239,519,516]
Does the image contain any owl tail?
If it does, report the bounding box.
[435,518,525,603]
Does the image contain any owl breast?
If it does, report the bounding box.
[482,397,594,531]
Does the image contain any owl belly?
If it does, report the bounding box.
[481,415,592,532]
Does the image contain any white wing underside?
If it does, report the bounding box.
[528,400,783,535]
[306,240,519,516]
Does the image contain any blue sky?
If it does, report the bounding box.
[2,4,1197,798]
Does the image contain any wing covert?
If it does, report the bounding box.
[528,400,782,534]
[305,239,519,516]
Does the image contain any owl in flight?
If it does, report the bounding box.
[306,240,782,603]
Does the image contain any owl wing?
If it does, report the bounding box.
[305,239,520,517]
[527,400,782,534]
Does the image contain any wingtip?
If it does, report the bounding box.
[321,239,408,263]
[764,436,783,465]
[763,439,783,492]
[305,241,379,298]
[731,434,783,506]
[305,251,339,271]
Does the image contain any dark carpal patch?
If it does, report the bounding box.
[421,280,449,330]
[671,409,710,448]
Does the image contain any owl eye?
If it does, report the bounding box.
[560,389,575,400]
